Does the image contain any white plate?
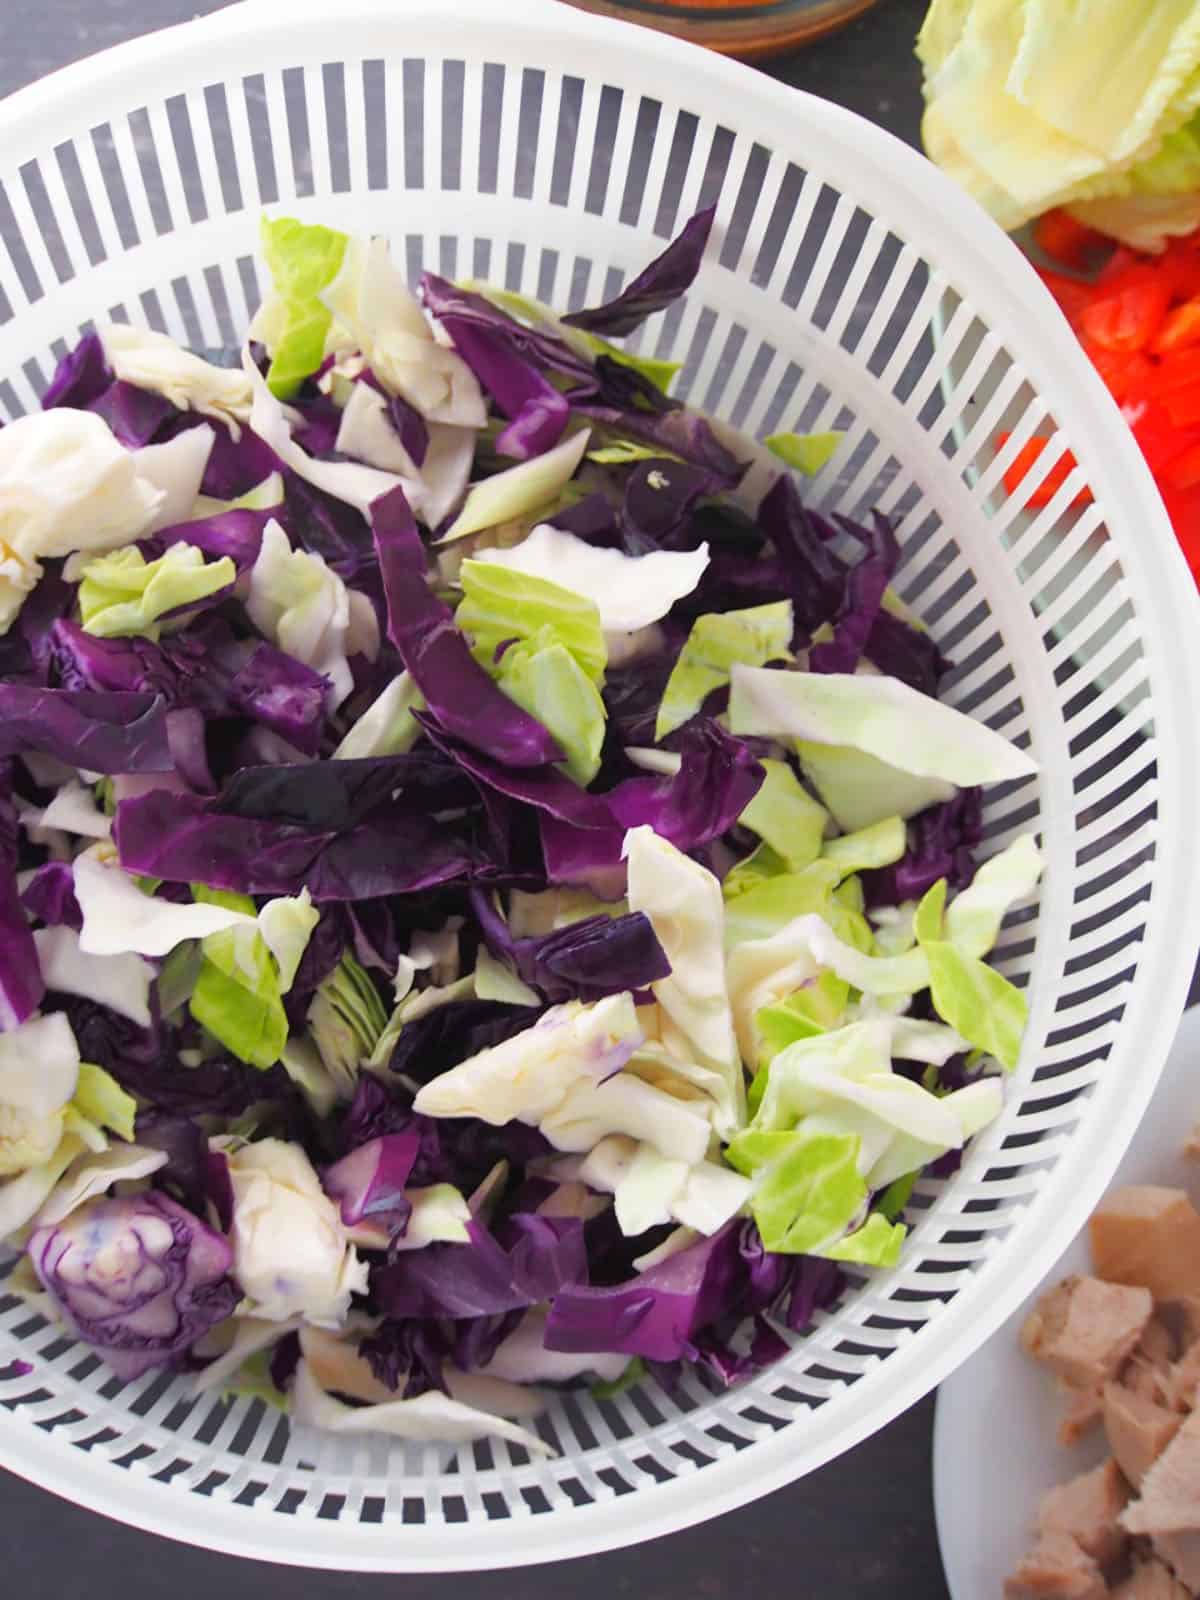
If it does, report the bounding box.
[934,1006,1200,1599]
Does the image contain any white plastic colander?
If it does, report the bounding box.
[2,0,1199,1572]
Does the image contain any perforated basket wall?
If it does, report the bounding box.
[1,0,1199,1572]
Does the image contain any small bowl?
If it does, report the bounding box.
[557,0,879,61]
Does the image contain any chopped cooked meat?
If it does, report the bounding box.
[1104,1383,1182,1489]
[1167,1337,1200,1413]
[1110,1555,1191,1598]
[1124,1409,1200,1542]
[1058,1381,1105,1447]
[1004,1532,1109,1599]
[1037,1458,1130,1567]
[1149,1531,1200,1593]
[1140,1318,1177,1370]
[1174,1297,1200,1352]
[1023,1275,1155,1391]
[1123,1318,1177,1409]
[1090,1188,1200,1304]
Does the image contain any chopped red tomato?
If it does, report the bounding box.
[1163,441,1200,492]
[1078,269,1171,352]
[1152,297,1200,355]
[996,433,1093,510]
[1081,343,1154,405]
[1128,401,1200,477]
[1159,481,1200,579]
[1033,210,1107,273]
[1162,384,1200,430]
[1038,267,1100,329]
[1006,217,1200,582]
[1159,233,1200,293]
[1093,246,1140,286]
[1153,345,1200,395]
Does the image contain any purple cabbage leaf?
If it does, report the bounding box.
[323,1132,420,1236]
[27,1190,239,1381]
[0,685,172,773]
[544,1218,841,1366]
[469,886,670,1003]
[113,785,478,901]
[0,767,45,1028]
[372,1213,586,1320]
[861,788,983,908]
[562,205,716,338]
[370,485,562,767]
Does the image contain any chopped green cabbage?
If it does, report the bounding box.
[333,672,426,760]
[498,637,607,786]
[730,666,1038,789]
[656,601,793,741]
[187,887,316,1071]
[919,0,1200,249]
[764,431,844,476]
[439,429,591,544]
[738,757,829,872]
[796,742,956,833]
[914,880,1028,1070]
[78,544,235,640]
[259,215,350,399]
[822,816,907,876]
[457,559,607,684]
[308,953,389,1097]
[70,1062,137,1145]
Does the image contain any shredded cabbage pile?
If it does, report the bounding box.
[919,0,1200,250]
[0,208,1041,1449]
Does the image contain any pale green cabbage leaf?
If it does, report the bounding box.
[764,431,844,475]
[496,636,607,786]
[821,815,908,876]
[919,0,1200,247]
[439,429,591,544]
[332,672,426,760]
[657,601,793,741]
[258,215,350,399]
[796,742,957,833]
[189,886,317,1071]
[457,558,607,683]
[473,523,709,636]
[730,665,1038,788]
[624,826,745,1135]
[414,992,715,1163]
[78,543,235,640]
[737,757,829,872]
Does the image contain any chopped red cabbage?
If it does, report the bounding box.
[562,205,716,338]
[371,485,563,767]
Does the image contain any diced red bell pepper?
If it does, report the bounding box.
[996,433,1093,510]
[1159,480,1200,579]
[1023,215,1200,585]
[1033,209,1107,272]
[1152,297,1200,355]
[1081,342,1155,405]
[1150,347,1200,398]
[1038,267,1101,329]
[1162,440,1200,491]
[1162,383,1200,429]
[1079,269,1172,353]
[1093,246,1140,287]
[1128,400,1200,476]
[1159,233,1200,294]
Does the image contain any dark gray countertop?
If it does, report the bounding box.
[1,2,947,1593]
